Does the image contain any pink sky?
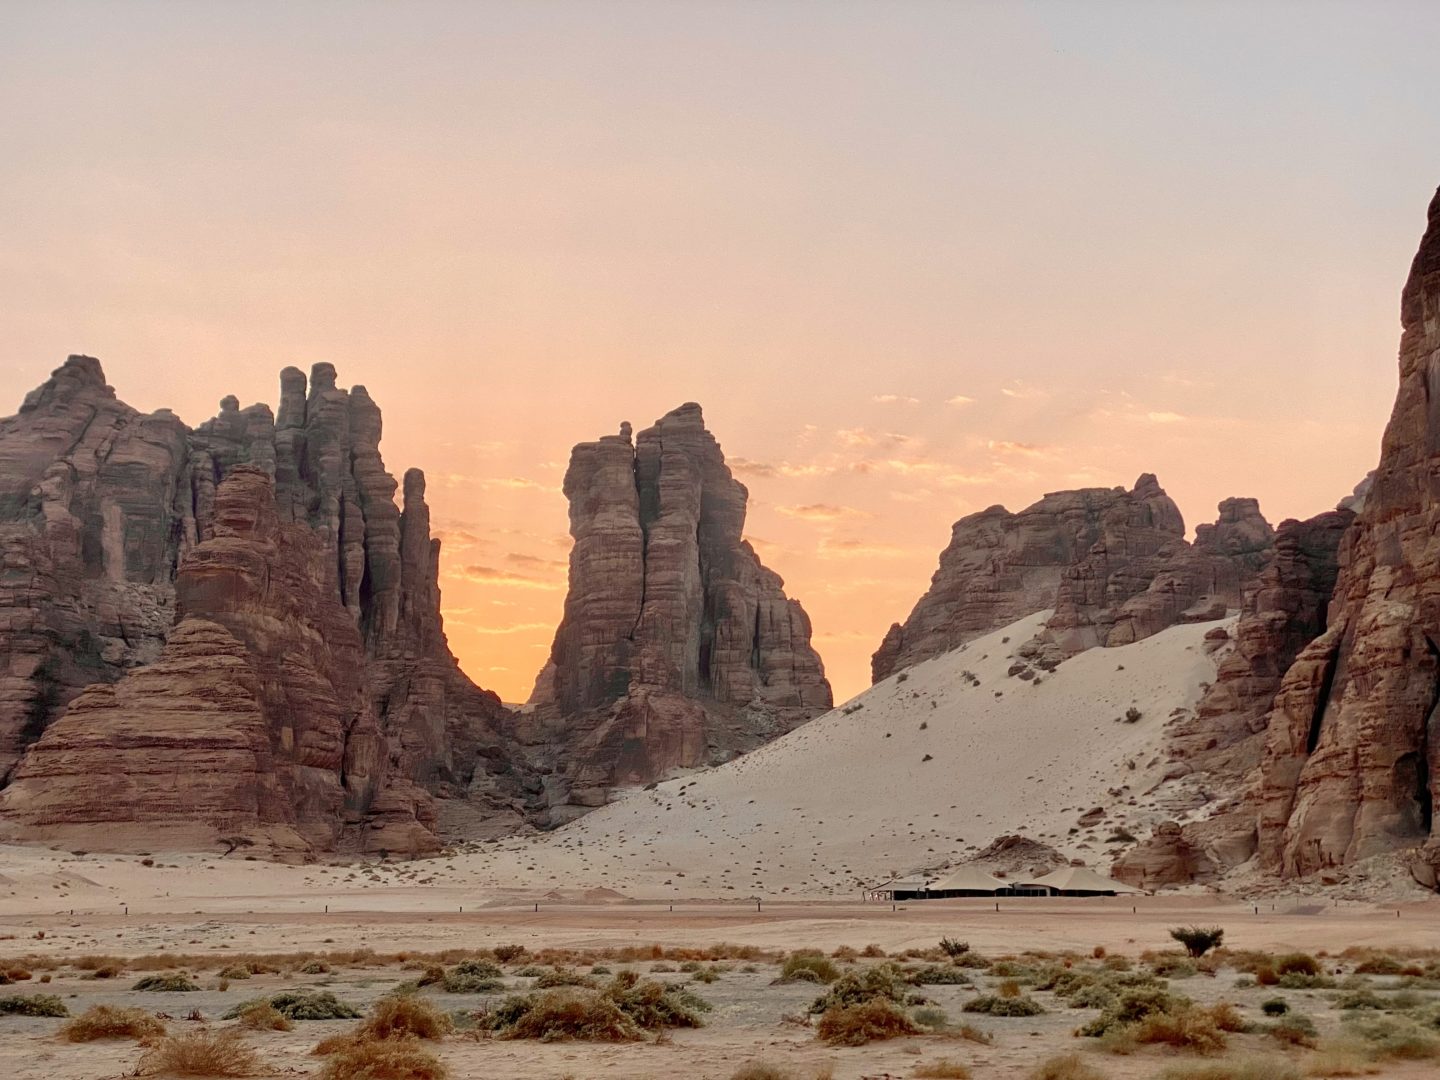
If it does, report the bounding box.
[3,2,1439,702]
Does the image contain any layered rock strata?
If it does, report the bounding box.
[0,357,527,853]
[520,403,832,819]
[873,475,1274,682]
[1257,187,1440,883]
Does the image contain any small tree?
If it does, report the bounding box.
[218,836,254,858]
[938,937,970,958]
[1169,926,1224,958]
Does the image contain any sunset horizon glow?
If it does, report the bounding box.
[5,1,1440,703]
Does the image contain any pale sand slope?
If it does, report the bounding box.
[505,609,1231,898]
[0,610,1227,912]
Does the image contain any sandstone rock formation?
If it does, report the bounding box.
[0,357,528,854]
[1257,187,1440,882]
[873,475,1273,681]
[519,403,832,819]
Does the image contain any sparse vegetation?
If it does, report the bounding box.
[61,1004,165,1041]
[316,1038,449,1080]
[938,937,970,958]
[137,1030,260,1077]
[224,990,361,1021]
[0,993,67,1016]
[815,998,921,1045]
[963,993,1044,1016]
[1170,927,1225,958]
[913,1060,973,1079]
[133,973,202,992]
[779,951,840,984]
[235,1001,294,1031]
[1029,1054,1109,1080]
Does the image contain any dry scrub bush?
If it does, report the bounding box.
[235,1001,294,1031]
[808,965,913,1014]
[225,990,361,1021]
[1028,1054,1109,1080]
[779,952,840,984]
[61,1004,165,1042]
[1302,1039,1381,1077]
[137,1030,260,1077]
[133,973,202,992]
[815,999,921,1045]
[963,993,1043,1016]
[729,1065,837,1080]
[913,1059,972,1078]
[1129,1005,1230,1055]
[359,996,453,1041]
[316,1037,449,1080]
[491,987,640,1041]
[1154,1059,1301,1080]
[0,993,67,1016]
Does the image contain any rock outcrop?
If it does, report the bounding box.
[1257,187,1440,882]
[0,357,528,854]
[873,475,1273,681]
[519,403,832,819]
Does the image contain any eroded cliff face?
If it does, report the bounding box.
[873,475,1273,682]
[1256,188,1440,884]
[0,357,528,854]
[521,403,832,819]
[1110,509,1353,889]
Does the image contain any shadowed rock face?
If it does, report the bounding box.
[1110,509,1354,889]
[872,475,1273,682]
[0,358,529,854]
[521,403,832,820]
[1258,187,1440,884]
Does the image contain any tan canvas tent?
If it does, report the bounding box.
[1019,866,1144,896]
[927,865,1008,897]
[870,874,932,900]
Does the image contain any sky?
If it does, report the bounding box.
[3,1,1439,704]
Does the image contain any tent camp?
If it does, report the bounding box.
[869,874,932,900]
[1018,866,1144,897]
[926,865,1009,897]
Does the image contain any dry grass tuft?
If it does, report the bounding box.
[61,1004,165,1042]
[1302,1039,1382,1077]
[815,999,921,1046]
[1028,1054,1109,1080]
[354,995,452,1042]
[1155,1058,1301,1080]
[315,1037,448,1080]
[913,1058,973,1078]
[235,1001,294,1031]
[137,1030,261,1077]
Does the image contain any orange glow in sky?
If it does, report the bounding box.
[4,2,1439,703]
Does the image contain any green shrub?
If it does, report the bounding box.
[439,959,504,994]
[909,965,972,986]
[1274,953,1320,977]
[1260,998,1288,1016]
[0,993,67,1017]
[1078,986,1180,1037]
[809,965,913,1014]
[963,994,1043,1017]
[132,973,201,993]
[1265,1013,1317,1047]
[1337,990,1386,1011]
[224,990,361,1021]
[779,952,839,984]
[604,971,710,1029]
[533,967,596,989]
[486,987,640,1041]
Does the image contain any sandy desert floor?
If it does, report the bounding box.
[1,887,1439,1079]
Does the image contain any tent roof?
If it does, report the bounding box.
[928,865,1008,892]
[873,874,931,890]
[1019,866,1143,893]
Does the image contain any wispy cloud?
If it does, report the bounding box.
[448,565,564,590]
[836,427,914,450]
[818,537,907,558]
[478,476,552,492]
[873,393,920,405]
[986,439,1050,458]
[506,551,566,570]
[1000,379,1049,400]
[946,394,976,406]
[775,503,873,522]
